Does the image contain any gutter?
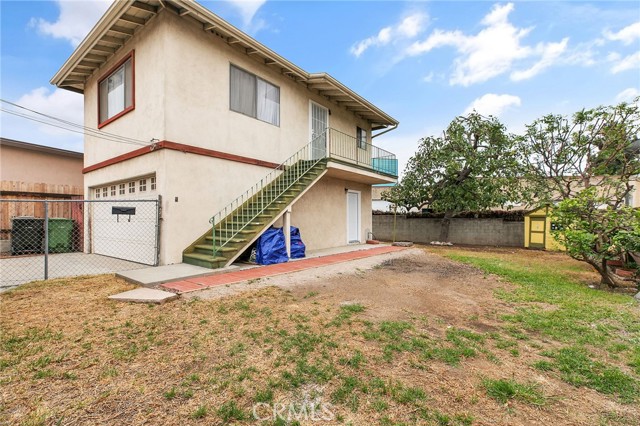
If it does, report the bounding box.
[372,123,398,139]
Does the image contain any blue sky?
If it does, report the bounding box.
[1,0,639,174]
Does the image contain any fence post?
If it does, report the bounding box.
[44,201,49,280]
[155,196,162,266]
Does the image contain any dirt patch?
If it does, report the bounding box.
[285,252,514,326]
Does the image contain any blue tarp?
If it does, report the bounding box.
[256,227,288,265]
[255,226,307,265]
[290,226,306,259]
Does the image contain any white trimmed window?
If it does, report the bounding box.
[119,183,125,195]
[95,188,101,199]
[139,179,147,192]
[102,187,108,198]
[150,177,156,191]
[98,52,134,127]
[129,182,135,194]
[111,185,116,196]
[230,65,280,126]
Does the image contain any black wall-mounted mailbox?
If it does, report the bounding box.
[112,207,136,215]
[112,207,136,222]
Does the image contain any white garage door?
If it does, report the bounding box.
[90,177,159,266]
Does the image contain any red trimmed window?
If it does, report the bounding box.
[98,51,134,127]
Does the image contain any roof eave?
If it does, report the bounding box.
[307,73,399,128]
[50,0,399,129]
[50,0,132,92]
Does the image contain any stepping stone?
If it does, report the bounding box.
[108,288,178,304]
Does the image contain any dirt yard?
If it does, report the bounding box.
[1,247,638,425]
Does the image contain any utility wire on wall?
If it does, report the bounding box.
[0,99,152,147]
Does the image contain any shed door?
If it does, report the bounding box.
[347,191,360,244]
[529,217,546,249]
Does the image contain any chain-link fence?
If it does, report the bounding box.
[0,199,160,291]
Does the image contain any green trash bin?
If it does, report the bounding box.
[48,218,74,253]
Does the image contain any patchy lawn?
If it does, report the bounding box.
[1,247,639,425]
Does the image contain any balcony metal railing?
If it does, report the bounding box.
[327,128,398,177]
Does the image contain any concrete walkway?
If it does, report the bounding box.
[160,245,406,294]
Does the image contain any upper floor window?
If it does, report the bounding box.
[356,127,367,150]
[98,51,134,128]
[230,65,280,126]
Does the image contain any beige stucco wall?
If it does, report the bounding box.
[82,13,168,166]
[0,144,83,189]
[83,9,372,167]
[83,148,271,264]
[284,176,372,250]
[161,10,372,163]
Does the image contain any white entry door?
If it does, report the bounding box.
[310,101,328,159]
[346,190,360,244]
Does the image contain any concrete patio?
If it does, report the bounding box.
[0,252,146,292]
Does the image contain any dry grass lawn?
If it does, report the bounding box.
[1,247,639,425]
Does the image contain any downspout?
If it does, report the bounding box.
[372,123,398,139]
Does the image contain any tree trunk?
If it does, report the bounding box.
[439,210,454,242]
[588,259,630,288]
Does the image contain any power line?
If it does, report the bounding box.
[0,99,152,147]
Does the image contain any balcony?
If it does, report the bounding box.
[322,128,398,183]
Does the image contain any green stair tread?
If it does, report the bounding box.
[194,245,235,253]
[183,253,228,262]
[205,236,247,243]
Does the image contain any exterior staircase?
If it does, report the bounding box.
[183,139,328,269]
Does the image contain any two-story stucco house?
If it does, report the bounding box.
[51,0,399,269]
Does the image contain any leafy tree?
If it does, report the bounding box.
[522,99,640,287]
[522,99,639,205]
[551,189,639,287]
[384,112,525,241]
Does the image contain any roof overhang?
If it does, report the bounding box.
[50,0,398,129]
[0,137,84,158]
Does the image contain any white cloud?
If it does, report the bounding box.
[422,72,434,83]
[31,0,111,47]
[16,87,84,135]
[563,38,605,67]
[463,93,521,117]
[404,3,570,86]
[616,87,640,102]
[604,21,640,45]
[351,12,428,57]
[611,51,640,73]
[511,38,569,81]
[1,88,84,151]
[226,0,267,29]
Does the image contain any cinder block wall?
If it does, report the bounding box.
[373,215,524,247]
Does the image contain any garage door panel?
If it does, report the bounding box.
[90,200,158,266]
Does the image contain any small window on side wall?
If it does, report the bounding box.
[98,51,134,127]
[356,127,367,149]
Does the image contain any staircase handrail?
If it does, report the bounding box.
[209,131,328,256]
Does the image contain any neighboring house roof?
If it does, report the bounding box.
[51,0,399,130]
[0,137,83,159]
